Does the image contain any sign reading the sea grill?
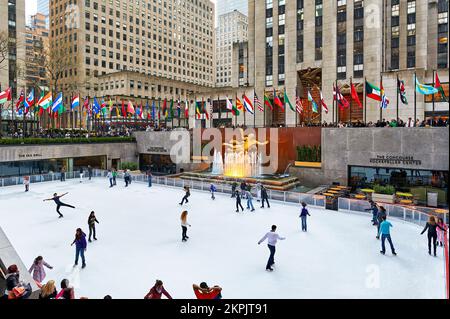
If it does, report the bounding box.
[18,153,43,159]
[369,155,422,166]
[146,146,168,154]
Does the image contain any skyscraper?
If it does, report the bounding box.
[216,0,248,17]
[37,0,50,28]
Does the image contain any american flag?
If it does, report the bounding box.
[295,95,303,114]
[254,92,264,112]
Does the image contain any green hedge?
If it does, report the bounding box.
[0,137,136,145]
[119,162,139,171]
[373,184,396,195]
[297,145,321,162]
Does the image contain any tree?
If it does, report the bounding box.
[43,47,76,93]
[0,31,8,71]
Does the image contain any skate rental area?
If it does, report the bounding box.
[0,178,447,299]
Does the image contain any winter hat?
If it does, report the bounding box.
[7,264,18,274]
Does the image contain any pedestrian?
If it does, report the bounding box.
[210,183,217,200]
[231,182,237,198]
[144,280,173,299]
[55,279,75,299]
[378,216,397,256]
[299,202,311,232]
[39,280,57,299]
[246,190,255,212]
[437,217,448,247]
[420,216,447,256]
[4,264,32,300]
[147,169,153,187]
[365,200,379,225]
[23,176,30,192]
[181,211,191,242]
[88,165,93,180]
[124,170,131,187]
[235,190,244,212]
[375,206,387,239]
[79,167,84,183]
[258,225,286,271]
[88,211,99,242]
[179,186,191,205]
[43,192,75,218]
[260,185,270,208]
[193,282,222,299]
[112,168,117,186]
[71,228,87,268]
[60,167,66,182]
[256,182,262,202]
[107,170,114,187]
[28,256,53,284]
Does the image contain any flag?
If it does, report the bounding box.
[380,82,389,109]
[295,95,303,114]
[136,102,143,119]
[397,79,408,105]
[92,97,101,114]
[101,98,108,116]
[152,100,156,120]
[284,91,295,112]
[121,100,126,117]
[58,100,65,115]
[308,91,318,113]
[108,98,114,112]
[319,89,329,113]
[52,92,63,112]
[71,95,80,109]
[254,92,263,112]
[127,100,135,115]
[38,92,52,109]
[26,89,35,108]
[227,98,239,116]
[83,96,89,110]
[177,99,181,118]
[203,99,210,120]
[351,83,362,108]
[236,96,244,111]
[264,93,273,111]
[195,101,202,119]
[365,81,383,101]
[16,90,24,110]
[334,84,350,109]
[184,100,189,118]
[435,73,448,102]
[242,94,254,114]
[169,99,174,118]
[273,89,284,110]
[162,98,167,117]
[416,76,438,95]
[0,87,12,104]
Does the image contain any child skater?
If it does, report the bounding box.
[299,202,311,232]
[23,176,30,192]
[43,192,75,218]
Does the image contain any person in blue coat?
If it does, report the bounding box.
[299,202,311,232]
[378,216,397,256]
[210,184,217,200]
[71,228,87,268]
[365,200,379,225]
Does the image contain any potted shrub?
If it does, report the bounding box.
[372,184,396,204]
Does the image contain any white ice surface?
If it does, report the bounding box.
[0,178,446,299]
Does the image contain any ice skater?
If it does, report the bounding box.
[181,211,191,242]
[378,216,397,256]
[299,202,311,232]
[43,192,75,218]
[71,228,87,268]
[210,184,217,200]
[365,200,379,225]
[60,167,66,182]
[179,186,191,205]
[107,170,114,187]
[124,170,131,187]
[23,176,30,192]
[28,256,53,284]
[144,280,172,299]
[420,216,446,256]
[437,218,448,247]
[255,182,262,202]
[246,190,255,212]
[193,282,222,299]
[112,168,117,186]
[235,190,244,212]
[231,182,237,198]
[147,170,153,187]
[375,206,387,239]
[88,211,99,242]
[88,165,93,180]
[260,185,270,208]
[258,225,286,271]
[79,167,84,183]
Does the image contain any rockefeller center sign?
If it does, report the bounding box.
[369,155,422,166]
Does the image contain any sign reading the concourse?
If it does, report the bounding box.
[369,155,422,166]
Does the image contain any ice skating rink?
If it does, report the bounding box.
[0,178,446,299]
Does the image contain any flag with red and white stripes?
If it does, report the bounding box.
[295,95,304,114]
[254,92,263,112]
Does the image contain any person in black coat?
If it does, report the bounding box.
[179,186,191,205]
[420,216,447,256]
[235,190,244,212]
[375,207,387,239]
[260,185,270,208]
[231,182,237,198]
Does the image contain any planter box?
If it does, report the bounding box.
[373,193,395,204]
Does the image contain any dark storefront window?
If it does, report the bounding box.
[139,154,176,175]
[349,166,448,206]
[0,159,68,177]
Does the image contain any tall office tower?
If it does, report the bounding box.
[37,0,50,28]
[25,13,49,88]
[216,0,248,17]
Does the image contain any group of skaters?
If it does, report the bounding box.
[366,200,447,256]
[230,182,270,212]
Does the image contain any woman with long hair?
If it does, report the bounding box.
[87,211,100,242]
[39,280,57,299]
[28,256,53,284]
[181,211,191,242]
[420,216,447,256]
[71,228,87,268]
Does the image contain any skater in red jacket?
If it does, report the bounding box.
[144,280,172,299]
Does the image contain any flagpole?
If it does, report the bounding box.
[414,72,417,125]
[243,92,246,128]
[396,74,399,123]
[380,74,383,122]
[349,78,353,125]
[364,77,367,125]
[432,69,435,120]
[253,90,256,128]
[235,93,237,128]
[295,88,298,127]
[335,80,339,125]
[263,91,266,128]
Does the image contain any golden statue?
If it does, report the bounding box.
[223,130,268,153]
